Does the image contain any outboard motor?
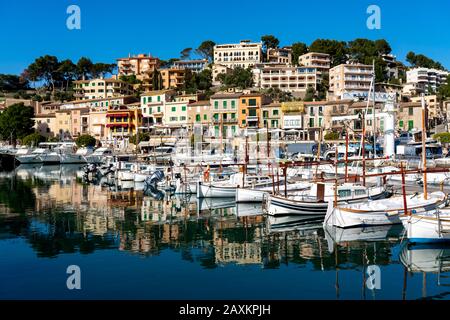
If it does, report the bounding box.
[144,185,165,200]
[144,170,165,187]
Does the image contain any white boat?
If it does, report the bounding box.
[85,147,113,164]
[117,162,136,181]
[133,164,155,182]
[435,157,450,168]
[197,174,279,199]
[267,183,389,216]
[417,172,450,185]
[60,147,93,164]
[324,191,447,229]
[16,148,49,164]
[401,207,450,244]
[235,181,311,203]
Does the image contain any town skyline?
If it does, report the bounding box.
[1,0,450,75]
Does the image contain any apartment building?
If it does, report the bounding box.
[106,105,142,139]
[117,54,160,81]
[73,78,134,100]
[410,95,444,126]
[214,40,263,69]
[59,95,137,111]
[253,64,320,96]
[34,114,57,138]
[212,64,233,86]
[88,107,108,141]
[163,101,189,128]
[267,47,292,64]
[405,68,449,95]
[298,52,331,73]
[187,100,211,124]
[397,102,423,132]
[210,93,241,138]
[329,63,374,98]
[172,59,208,73]
[53,107,89,139]
[261,102,281,129]
[140,90,177,126]
[238,93,271,129]
[160,68,186,89]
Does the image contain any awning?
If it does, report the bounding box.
[106,123,129,128]
[106,113,129,117]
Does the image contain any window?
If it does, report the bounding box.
[263,111,269,118]
[149,96,152,102]
[172,107,176,112]
[223,101,227,108]
[149,108,152,114]
[157,107,161,112]
[214,101,218,108]
[143,97,147,104]
[231,101,235,108]
[409,107,413,116]
[242,120,246,125]
[355,189,366,196]
[248,109,256,117]
[231,113,235,119]
[408,120,414,131]
[319,118,322,127]
[203,114,207,120]
[309,118,314,127]
[242,99,246,104]
[338,190,352,198]
[242,109,246,114]
[273,110,279,116]
[399,120,404,127]
[196,114,201,122]
[248,99,257,106]
[157,96,160,102]
[182,106,186,111]
[180,116,186,121]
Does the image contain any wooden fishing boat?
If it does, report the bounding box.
[324,191,447,229]
[267,183,390,216]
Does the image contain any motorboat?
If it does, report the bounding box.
[85,147,113,164]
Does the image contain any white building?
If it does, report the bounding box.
[329,63,373,98]
[298,52,331,73]
[73,78,134,100]
[213,40,263,69]
[252,64,320,96]
[405,67,449,95]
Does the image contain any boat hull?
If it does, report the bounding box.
[268,188,388,216]
[402,213,450,243]
[197,182,236,198]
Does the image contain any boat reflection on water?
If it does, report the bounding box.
[399,243,450,300]
[266,215,323,234]
[400,244,450,273]
[196,197,236,214]
[235,203,263,217]
[323,224,403,253]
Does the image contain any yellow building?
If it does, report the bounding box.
[34,113,57,138]
[106,105,142,139]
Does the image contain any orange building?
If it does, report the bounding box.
[238,93,270,129]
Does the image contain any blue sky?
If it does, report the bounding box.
[1,0,449,75]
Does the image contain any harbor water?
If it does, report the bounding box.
[1,165,450,300]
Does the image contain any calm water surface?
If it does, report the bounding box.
[1,164,450,300]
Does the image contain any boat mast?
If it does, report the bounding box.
[421,94,428,200]
[372,59,377,159]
